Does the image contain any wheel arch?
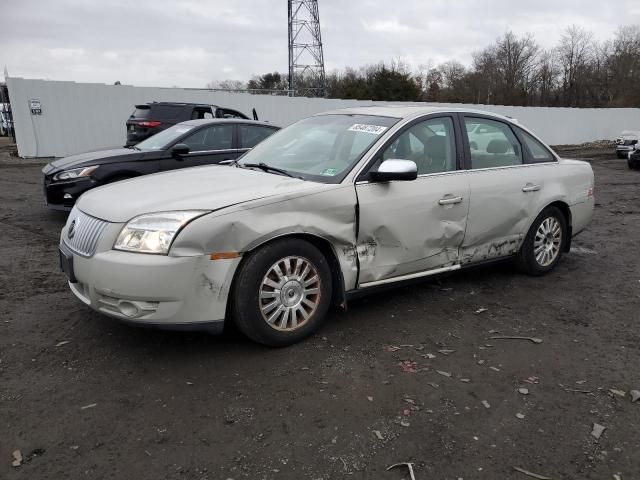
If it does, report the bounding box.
[234,232,347,310]
[531,200,573,252]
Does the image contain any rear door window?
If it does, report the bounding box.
[191,108,214,120]
[219,108,246,119]
[182,125,234,152]
[464,117,523,169]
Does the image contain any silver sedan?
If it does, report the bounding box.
[58,106,594,346]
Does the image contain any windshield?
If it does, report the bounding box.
[135,124,195,150]
[238,114,399,183]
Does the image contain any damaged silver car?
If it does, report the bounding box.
[58,106,594,346]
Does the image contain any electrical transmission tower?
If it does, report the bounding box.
[288,0,326,97]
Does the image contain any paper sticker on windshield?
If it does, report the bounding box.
[321,168,338,176]
[348,124,388,135]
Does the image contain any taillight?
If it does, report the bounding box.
[588,186,594,197]
[138,120,161,128]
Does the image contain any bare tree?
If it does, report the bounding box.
[205,79,247,91]
[556,25,594,106]
[608,25,640,106]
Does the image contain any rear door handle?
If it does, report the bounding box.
[438,196,463,206]
[522,184,541,192]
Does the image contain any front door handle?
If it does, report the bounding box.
[522,184,541,192]
[438,196,463,206]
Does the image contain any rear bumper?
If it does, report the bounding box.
[66,246,240,331]
[570,196,594,237]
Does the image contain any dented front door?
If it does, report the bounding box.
[355,172,470,285]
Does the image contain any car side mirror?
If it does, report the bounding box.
[370,159,418,182]
[171,143,190,157]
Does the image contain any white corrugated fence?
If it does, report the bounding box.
[7,77,640,158]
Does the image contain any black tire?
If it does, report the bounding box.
[230,238,332,347]
[516,206,567,276]
[617,152,626,159]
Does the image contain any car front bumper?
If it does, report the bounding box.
[43,175,97,211]
[62,231,240,332]
[616,145,636,154]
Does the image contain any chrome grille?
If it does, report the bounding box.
[63,208,108,257]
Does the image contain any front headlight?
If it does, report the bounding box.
[114,210,208,255]
[53,165,98,181]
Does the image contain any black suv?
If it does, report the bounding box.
[126,102,254,146]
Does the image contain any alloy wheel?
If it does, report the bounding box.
[259,256,321,331]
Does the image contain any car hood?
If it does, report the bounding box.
[618,131,640,139]
[43,148,142,173]
[76,165,328,223]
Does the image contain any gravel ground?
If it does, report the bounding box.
[1,146,639,480]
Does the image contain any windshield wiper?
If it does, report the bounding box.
[124,145,141,151]
[241,162,301,179]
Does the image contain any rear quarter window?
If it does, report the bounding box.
[149,105,184,120]
[518,129,556,163]
[131,107,150,119]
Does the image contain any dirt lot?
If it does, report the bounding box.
[1,144,639,480]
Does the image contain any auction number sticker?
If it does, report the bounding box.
[348,124,387,135]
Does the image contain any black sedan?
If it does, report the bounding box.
[628,150,640,170]
[42,119,280,211]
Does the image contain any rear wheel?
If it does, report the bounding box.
[617,152,626,159]
[516,206,567,276]
[231,238,332,347]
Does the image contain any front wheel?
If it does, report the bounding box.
[230,238,332,347]
[516,206,567,276]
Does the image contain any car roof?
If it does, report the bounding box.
[179,118,279,128]
[136,102,219,108]
[317,105,516,123]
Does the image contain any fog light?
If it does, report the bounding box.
[64,193,73,199]
[118,301,140,318]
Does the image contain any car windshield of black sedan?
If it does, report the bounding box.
[238,114,399,182]
[135,124,195,150]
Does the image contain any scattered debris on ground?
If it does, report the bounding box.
[387,462,417,480]
[591,423,606,440]
[11,450,22,467]
[513,466,552,480]
[490,336,543,344]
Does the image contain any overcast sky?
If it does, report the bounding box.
[1,0,639,88]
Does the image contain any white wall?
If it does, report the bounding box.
[8,77,640,158]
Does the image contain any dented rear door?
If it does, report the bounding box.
[459,115,545,263]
